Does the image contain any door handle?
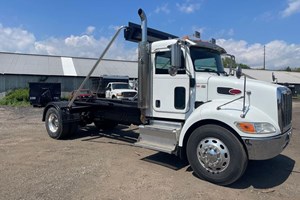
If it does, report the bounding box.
[155,100,160,108]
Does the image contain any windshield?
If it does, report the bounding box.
[190,47,225,73]
[79,90,91,94]
[112,83,130,90]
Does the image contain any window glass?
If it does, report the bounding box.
[155,51,185,74]
[190,47,224,73]
[174,87,186,109]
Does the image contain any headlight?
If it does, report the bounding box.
[116,93,123,96]
[235,122,276,134]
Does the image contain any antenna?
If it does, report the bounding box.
[263,45,266,70]
[194,31,200,38]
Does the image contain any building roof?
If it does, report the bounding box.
[1,51,300,84]
[242,69,300,84]
[0,52,138,78]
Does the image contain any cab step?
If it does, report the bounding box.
[135,120,182,154]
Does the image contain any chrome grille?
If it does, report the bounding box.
[123,92,137,98]
[277,87,292,132]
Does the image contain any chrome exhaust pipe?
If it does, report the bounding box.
[137,8,150,123]
[138,8,147,42]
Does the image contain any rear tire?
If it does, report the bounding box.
[45,107,75,139]
[187,124,248,185]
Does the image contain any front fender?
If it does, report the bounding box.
[178,99,280,147]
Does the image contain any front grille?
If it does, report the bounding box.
[277,87,292,132]
[123,92,137,98]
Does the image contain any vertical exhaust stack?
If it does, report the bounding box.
[138,8,150,123]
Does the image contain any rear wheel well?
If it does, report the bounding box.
[181,119,248,159]
[42,105,56,121]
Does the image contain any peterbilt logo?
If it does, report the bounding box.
[217,87,241,95]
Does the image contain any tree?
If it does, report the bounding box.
[222,57,250,69]
[237,63,250,69]
[285,66,292,71]
[222,57,237,68]
[294,68,300,72]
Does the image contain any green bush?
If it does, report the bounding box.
[0,88,30,106]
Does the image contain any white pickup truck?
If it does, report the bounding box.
[105,82,137,99]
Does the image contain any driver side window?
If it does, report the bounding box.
[155,51,185,74]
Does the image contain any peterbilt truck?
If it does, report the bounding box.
[42,9,292,185]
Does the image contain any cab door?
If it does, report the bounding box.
[152,50,190,118]
[105,83,111,98]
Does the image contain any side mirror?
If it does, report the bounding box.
[272,72,275,82]
[229,55,236,76]
[236,66,243,79]
[169,43,182,76]
[168,66,178,76]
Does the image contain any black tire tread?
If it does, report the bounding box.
[186,124,248,185]
[45,107,76,139]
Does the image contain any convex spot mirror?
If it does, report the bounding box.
[169,43,182,76]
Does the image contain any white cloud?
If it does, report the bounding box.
[85,26,95,35]
[0,24,137,60]
[176,0,200,14]
[1,23,300,70]
[155,3,170,14]
[34,34,137,60]
[0,24,36,53]
[217,39,300,69]
[281,0,300,17]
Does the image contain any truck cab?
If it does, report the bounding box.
[146,37,292,160]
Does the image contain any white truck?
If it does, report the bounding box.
[42,9,292,185]
[105,82,137,99]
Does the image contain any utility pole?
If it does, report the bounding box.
[263,45,266,70]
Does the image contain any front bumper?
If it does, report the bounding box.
[242,128,292,160]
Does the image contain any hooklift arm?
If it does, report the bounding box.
[67,26,127,108]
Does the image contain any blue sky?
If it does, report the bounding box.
[0,0,300,69]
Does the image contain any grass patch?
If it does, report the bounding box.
[0,88,30,106]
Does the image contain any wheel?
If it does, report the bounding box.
[187,124,248,185]
[94,119,118,130]
[45,107,73,139]
[112,96,117,99]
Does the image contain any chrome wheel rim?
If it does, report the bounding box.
[48,113,59,133]
[197,137,230,174]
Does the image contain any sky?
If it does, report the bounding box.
[0,0,299,70]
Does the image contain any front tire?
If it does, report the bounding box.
[187,124,248,185]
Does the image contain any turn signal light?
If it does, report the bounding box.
[236,122,255,133]
[235,122,276,134]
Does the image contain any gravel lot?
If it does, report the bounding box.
[0,102,299,200]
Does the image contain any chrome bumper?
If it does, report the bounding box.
[242,128,292,160]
